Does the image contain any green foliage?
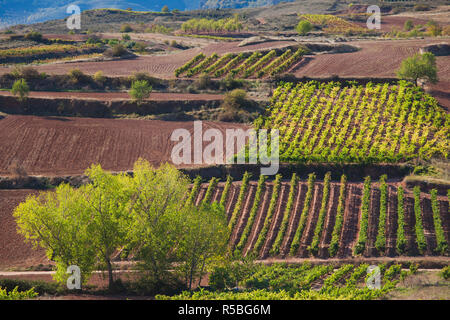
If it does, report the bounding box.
[261,81,449,164]
[186,175,202,206]
[202,177,219,205]
[404,20,414,31]
[354,176,371,255]
[440,266,450,280]
[129,80,152,104]
[296,20,313,35]
[219,175,233,208]
[290,173,316,255]
[375,175,388,254]
[176,203,229,290]
[253,174,282,255]
[329,174,347,257]
[157,262,401,300]
[228,172,251,232]
[11,78,29,102]
[120,24,133,33]
[221,89,250,112]
[397,52,438,84]
[308,172,332,255]
[413,186,427,254]
[0,287,38,300]
[271,173,299,255]
[181,16,243,34]
[111,43,127,56]
[236,175,266,254]
[14,160,230,292]
[430,189,448,255]
[396,186,407,254]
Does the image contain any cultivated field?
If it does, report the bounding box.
[0,115,248,176]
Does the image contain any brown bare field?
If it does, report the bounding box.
[0,115,249,176]
[0,189,47,269]
[0,91,223,101]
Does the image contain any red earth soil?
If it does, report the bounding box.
[1,181,449,269]
[0,91,223,101]
[0,115,249,176]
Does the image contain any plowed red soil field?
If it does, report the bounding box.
[0,115,249,176]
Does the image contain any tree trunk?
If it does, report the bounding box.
[107,259,114,291]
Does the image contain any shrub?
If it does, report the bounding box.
[68,68,88,84]
[120,24,133,33]
[161,5,169,13]
[397,52,438,85]
[404,20,414,31]
[11,66,40,80]
[296,20,313,35]
[11,78,29,102]
[111,43,127,57]
[122,34,131,41]
[130,80,152,104]
[93,70,106,83]
[24,31,43,42]
[441,266,450,280]
[221,89,249,112]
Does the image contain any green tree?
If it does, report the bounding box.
[161,5,169,13]
[11,78,29,102]
[130,80,152,104]
[396,52,438,85]
[14,166,132,290]
[176,202,229,290]
[404,20,414,31]
[296,20,313,36]
[126,161,191,286]
[14,184,97,287]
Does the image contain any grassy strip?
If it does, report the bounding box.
[270,173,299,255]
[253,174,283,255]
[202,177,219,206]
[219,175,233,208]
[329,174,347,257]
[204,53,233,74]
[235,175,267,254]
[354,176,371,255]
[185,176,202,206]
[413,186,427,254]
[186,53,218,77]
[228,171,251,231]
[175,53,205,77]
[290,173,316,255]
[243,50,276,78]
[308,171,332,256]
[430,189,448,255]
[375,174,388,254]
[322,264,354,289]
[396,186,407,254]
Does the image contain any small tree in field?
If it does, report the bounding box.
[296,20,313,35]
[396,52,438,85]
[11,78,29,102]
[130,80,152,104]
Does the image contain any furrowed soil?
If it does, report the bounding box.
[0,115,249,176]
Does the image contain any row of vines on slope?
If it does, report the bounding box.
[175,47,306,79]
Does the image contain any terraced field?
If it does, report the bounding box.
[258,81,449,163]
[189,175,450,259]
[175,47,307,79]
